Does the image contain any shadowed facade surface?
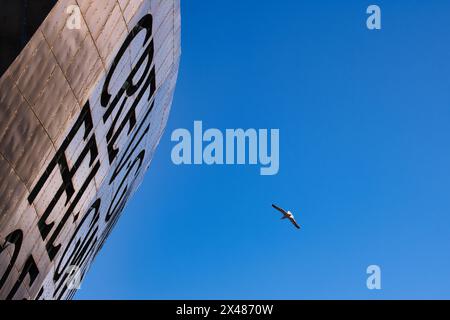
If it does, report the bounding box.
[0,0,181,300]
[0,0,57,77]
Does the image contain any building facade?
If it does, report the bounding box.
[0,0,181,299]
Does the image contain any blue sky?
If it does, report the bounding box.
[76,0,450,299]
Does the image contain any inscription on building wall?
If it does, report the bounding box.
[0,13,161,300]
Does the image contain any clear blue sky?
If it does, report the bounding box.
[76,0,450,299]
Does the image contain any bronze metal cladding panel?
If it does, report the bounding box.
[0,0,181,300]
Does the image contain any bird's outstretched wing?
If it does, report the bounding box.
[272,204,288,217]
[289,217,301,229]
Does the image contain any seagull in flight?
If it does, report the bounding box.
[272,204,300,229]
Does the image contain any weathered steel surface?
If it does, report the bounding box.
[0,0,181,299]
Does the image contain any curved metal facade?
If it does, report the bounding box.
[0,0,181,299]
